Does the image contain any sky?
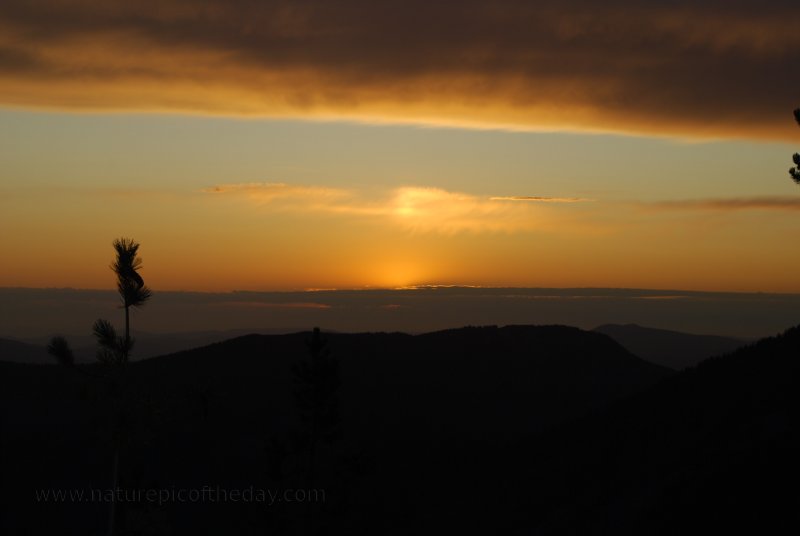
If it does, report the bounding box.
[3,0,800,294]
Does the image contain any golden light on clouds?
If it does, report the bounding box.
[490,196,590,203]
[386,187,550,234]
[1,0,799,139]
[204,183,592,234]
[203,183,350,206]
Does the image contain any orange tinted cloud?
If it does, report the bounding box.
[203,182,349,205]
[645,196,800,212]
[205,183,588,234]
[1,1,799,139]
[386,187,549,234]
[490,196,590,203]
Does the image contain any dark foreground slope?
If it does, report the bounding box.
[0,337,51,364]
[8,323,797,534]
[515,325,800,535]
[0,325,669,534]
[594,323,745,369]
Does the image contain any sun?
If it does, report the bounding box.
[366,259,429,289]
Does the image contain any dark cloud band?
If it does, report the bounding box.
[1,0,798,139]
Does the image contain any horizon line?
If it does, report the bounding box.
[2,285,799,297]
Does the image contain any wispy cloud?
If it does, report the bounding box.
[1,1,798,139]
[490,196,591,203]
[384,187,546,234]
[206,183,585,234]
[645,197,800,212]
[203,182,349,205]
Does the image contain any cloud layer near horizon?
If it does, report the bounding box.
[2,0,799,139]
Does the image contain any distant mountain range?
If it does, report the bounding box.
[3,323,748,371]
[1,323,797,533]
[594,323,746,369]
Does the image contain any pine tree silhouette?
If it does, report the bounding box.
[292,327,341,535]
[99,238,152,363]
[47,237,153,536]
[790,109,800,184]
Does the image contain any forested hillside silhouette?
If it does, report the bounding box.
[3,322,800,532]
[509,325,800,534]
[1,325,669,533]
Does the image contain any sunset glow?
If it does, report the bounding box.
[2,1,800,294]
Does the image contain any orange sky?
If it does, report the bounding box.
[2,1,800,293]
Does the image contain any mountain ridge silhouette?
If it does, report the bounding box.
[2,323,797,533]
[593,323,746,369]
